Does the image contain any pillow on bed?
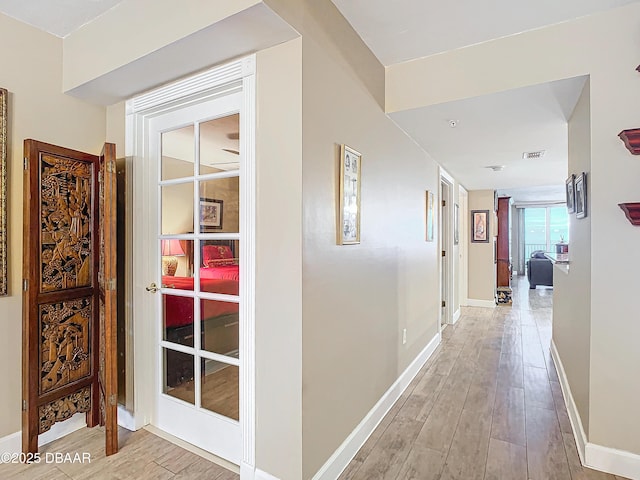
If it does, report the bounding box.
[202,245,234,266]
[205,258,236,267]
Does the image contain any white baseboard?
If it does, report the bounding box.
[254,467,280,480]
[466,298,496,308]
[0,413,86,454]
[550,341,588,463]
[586,444,640,480]
[551,340,640,480]
[311,332,441,480]
[117,405,137,431]
[0,431,20,455]
[452,309,461,324]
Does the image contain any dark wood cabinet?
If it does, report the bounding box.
[496,196,511,287]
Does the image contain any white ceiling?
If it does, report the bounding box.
[331,0,640,66]
[390,76,588,200]
[0,0,124,37]
[0,1,598,204]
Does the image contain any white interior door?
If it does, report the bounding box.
[147,92,243,464]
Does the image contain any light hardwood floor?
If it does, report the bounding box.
[1,277,628,480]
[0,426,238,480]
[339,276,628,480]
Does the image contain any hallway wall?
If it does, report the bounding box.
[468,190,496,304]
[553,79,592,434]
[386,2,640,459]
[266,2,443,477]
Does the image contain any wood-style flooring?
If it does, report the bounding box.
[0,426,238,480]
[339,276,628,480]
[1,276,628,479]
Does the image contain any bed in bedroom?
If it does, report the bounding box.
[162,269,239,387]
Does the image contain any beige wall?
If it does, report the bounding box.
[387,3,640,455]
[264,2,441,477]
[468,190,496,302]
[0,13,106,438]
[553,80,592,433]
[255,38,303,480]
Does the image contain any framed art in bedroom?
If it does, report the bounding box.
[200,197,223,231]
[337,144,362,245]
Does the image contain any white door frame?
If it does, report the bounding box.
[439,168,455,326]
[458,185,469,308]
[125,57,256,476]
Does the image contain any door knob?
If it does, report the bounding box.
[146,282,159,293]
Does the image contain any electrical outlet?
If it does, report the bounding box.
[402,328,407,345]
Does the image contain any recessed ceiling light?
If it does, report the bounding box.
[485,165,506,171]
[523,150,545,159]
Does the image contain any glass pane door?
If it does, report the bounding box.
[151,91,243,464]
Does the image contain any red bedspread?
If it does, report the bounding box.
[200,265,240,281]
[163,276,238,328]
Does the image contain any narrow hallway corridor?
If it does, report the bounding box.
[340,277,626,480]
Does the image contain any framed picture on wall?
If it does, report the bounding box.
[454,203,459,245]
[425,191,435,242]
[337,144,362,245]
[471,209,490,243]
[0,88,6,296]
[565,174,576,213]
[575,172,587,219]
[200,197,223,231]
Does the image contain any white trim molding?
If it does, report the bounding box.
[0,413,86,454]
[312,332,441,480]
[452,308,461,324]
[466,299,496,308]
[551,341,640,480]
[550,341,588,462]
[126,55,256,469]
[254,469,281,480]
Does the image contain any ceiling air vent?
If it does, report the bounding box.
[523,150,545,160]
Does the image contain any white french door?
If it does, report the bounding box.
[148,91,244,463]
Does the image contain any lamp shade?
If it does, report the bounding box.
[162,239,185,256]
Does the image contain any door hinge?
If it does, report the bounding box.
[22,400,27,411]
[23,279,28,291]
[23,157,28,170]
[442,200,446,207]
[442,301,446,308]
[107,278,116,291]
[442,250,446,257]
[109,394,117,407]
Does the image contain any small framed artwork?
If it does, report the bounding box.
[338,144,362,245]
[200,197,223,231]
[454,203,459,245]
[575,172,587,219]
[565,174,576,213]
[425,191,435,242]
[0,88,6,296]
[471,209,490,243]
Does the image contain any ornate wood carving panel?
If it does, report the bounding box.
[39,299,92,394]
[39,387,91,434]
[24,140,117,456]
[40,154,93,293]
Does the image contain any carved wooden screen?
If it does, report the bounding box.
[98,143,118,455]
[22,140,117,455]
